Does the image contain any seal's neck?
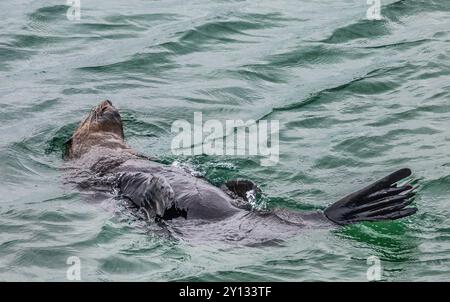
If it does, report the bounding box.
[70,132,130,159]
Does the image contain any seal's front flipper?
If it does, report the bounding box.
[221,179,261,210]
[324,168,418,225]
[117,172,175,219]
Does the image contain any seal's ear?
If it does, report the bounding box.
[63,137,73,160]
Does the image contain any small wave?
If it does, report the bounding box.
[313,154,367,169]
[420,175,450,196]
[0,46,35,69]
[9,34,74,49]
[28,5,69,23]
[359,38,432,50]
[322,19,391,44]
[121,111,170,138]
[322,0,450,45]
[45,122,77,156]
[104,13,181,24]
[160,14,283,56]
[78,51,178,75]
[223,64,287,84]
[367,105,450,127]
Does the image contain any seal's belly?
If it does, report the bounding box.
[162,172,240,219]
[115,160,240,220]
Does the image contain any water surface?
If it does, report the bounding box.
[0,0,449,281]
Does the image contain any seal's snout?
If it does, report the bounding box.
[97,99,115,114]
[95,100,120,120]
[98,99,113,110]
[86,99,124,137]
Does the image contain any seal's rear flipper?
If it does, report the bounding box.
[324,168,418,225]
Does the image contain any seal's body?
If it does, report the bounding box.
[65,101,418,243]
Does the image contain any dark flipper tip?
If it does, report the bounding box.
[325,168,418,226]
[387,168,412,185]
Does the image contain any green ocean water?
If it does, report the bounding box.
[0,0,449,281]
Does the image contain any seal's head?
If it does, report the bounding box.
[65,100,127,159]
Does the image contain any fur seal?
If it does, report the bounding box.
[64,100,418,242]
